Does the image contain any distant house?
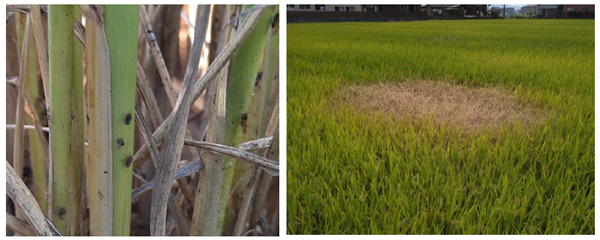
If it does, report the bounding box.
[425,4,486,18]
[491,7,518,17]
[286,5,361,12]
[331,5,362,12]
[287,4,427,22]
[562,5,594,18]
[374,5,421,12]
[536,5,562,18]
[520,5,536,15]
[286,5,316,11]
[490,7,501,14]
[461,5,486,17]
[286,4,421,12]
[425,4,460,16]
[503,8,518,16]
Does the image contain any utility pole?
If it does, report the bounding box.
[503,4,506,19]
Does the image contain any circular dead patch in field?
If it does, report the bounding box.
[340,81,545,132]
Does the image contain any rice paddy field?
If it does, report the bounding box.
[287,20,595,234]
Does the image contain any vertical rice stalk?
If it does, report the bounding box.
[16,13,25,55]
[218,5,278,235]
[29,5,49,103]
[82,5,113,236]
[228,7,278,233]
[249,25,279,233]
[68,6,84,236]
[48,5,74,235]
[189,5,236,236]
[259,26,279,135]
[16,12,48,216]
[103,5,139,236]
[13,13,32,221]
[29,5,53,216]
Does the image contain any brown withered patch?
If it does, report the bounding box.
[338,81,546,132]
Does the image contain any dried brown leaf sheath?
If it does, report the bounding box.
[83,7,113,236]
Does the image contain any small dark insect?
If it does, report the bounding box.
[125,155,133,168]
[117,138,125,148]
[86,114,90,125]
[255,71,263,87]
[240,113,248,134]
[271,13,279,29]
[59,208,66,219]
[104,171,108,174]
[125,113,132,125]
[23,166,32,178]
